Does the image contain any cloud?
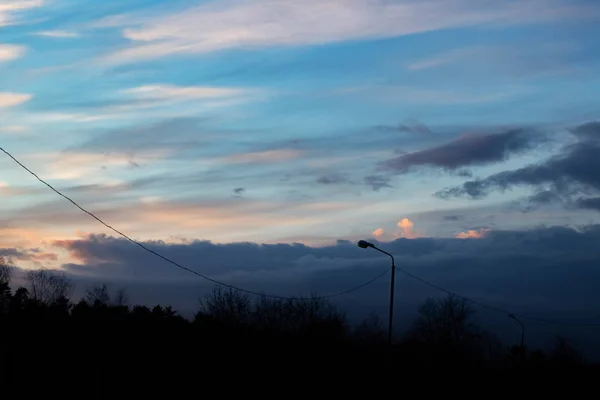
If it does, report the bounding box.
[223,149,303,164]
[0,125,29,134]
[364,175,391,191]
[0,92,31,108]
[376,121,432,135]
[444,215,463,221]
[435,121,600,211]
[405,42,587,80]
[73,118,210,154]
[33,224,600,343]
[232,187,245,198]
[124,84,250,100]
[0,44,26,62]
[397,218,421,239]
[380,129,543,174]
[0,0,44,26]
[0,245,58,267]
[372,228,384,238]
[101,0,599,64]
[328,84,525,105]
[33,30,79,38]
[316,174,351,185]
[455,228,491,239]
[23,149,170,181]
[406,47,483,71]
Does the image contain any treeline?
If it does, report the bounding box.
[0,257,592,384]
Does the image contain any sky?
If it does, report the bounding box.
[2,0,600,349]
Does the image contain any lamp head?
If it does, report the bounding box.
[357,240,374,249]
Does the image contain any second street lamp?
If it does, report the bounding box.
[357,240,396,345]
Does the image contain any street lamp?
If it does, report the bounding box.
[357,240,396,345]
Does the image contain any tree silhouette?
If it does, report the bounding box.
[85,283,111,306]
[0,257,12,313]
[25,269,73,305]
[410,294,477,347]
[0,266,591,385]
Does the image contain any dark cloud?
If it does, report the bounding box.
[380,129,542,173]
[364,175,392,191]
[2,225,591,356]
[316,174,351,185]
[436,122,600,211]
[443,215,463,221]
[40,225,600,345]
[0,248,25,258]
[48,226,600,311]
[0,247,58,266]
[233,187,245,194]
[376,121,432,135]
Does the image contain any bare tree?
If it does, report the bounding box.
[113,288,129,307]
[410,294,478,348]
[199,286,252,325]
[26,269,73,304]
[0,256,12,286]
[253,293,346,336]
[85,284,111,305]
[0,257,13,312]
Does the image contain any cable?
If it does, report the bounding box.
[6,144,599,326]
[394,266,600,329]
[0,146,390,300]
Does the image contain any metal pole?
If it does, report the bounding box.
[373,246,396,345]
[388,256,396,345]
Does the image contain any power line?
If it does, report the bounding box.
[4,145,600,328]
[394,266,600,329]
[0,146,390,300]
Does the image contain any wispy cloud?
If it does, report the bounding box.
[33,30,79,38]
[0,0,44,26]
[0,44,26,62]
[223,149,303,164]
[22,149,171,181]
[101,0,600,64]
[0,125,28,134]
[124,84,250,100]
[0,92,31,108]
[326,84,528,105]
[406,47,483,71]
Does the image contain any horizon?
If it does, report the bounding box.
[2,0,600,357]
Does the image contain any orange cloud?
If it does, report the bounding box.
[455,228,490,239]
[372,228,384,238]
[397,218,421,239]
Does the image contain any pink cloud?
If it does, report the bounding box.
[372,228,384,238]
[455,228,490,239]
[396,218,422,239]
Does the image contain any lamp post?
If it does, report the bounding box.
[357,240,396,345]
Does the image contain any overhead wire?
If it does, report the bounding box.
[393,265,600,328]
[0,146,389,300]
[3,145,600,327]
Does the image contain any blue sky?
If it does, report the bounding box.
[2,0,600,335]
